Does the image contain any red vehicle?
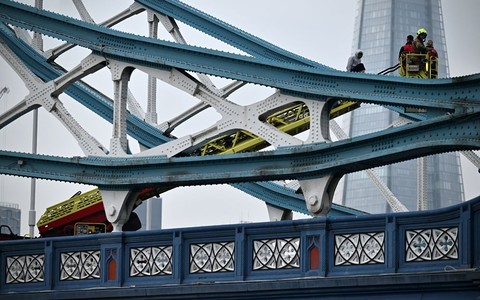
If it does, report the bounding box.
[36,188,159,237]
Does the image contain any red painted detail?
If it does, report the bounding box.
[107,258,117,281]
[309,246,320,270]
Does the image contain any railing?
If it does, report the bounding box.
[399,53,439,78]
[1,196,479,294]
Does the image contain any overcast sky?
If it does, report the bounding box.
[0,0,479,236]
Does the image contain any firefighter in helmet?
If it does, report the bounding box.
[413,28,428,54]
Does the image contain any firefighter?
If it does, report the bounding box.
[413,28,428,54]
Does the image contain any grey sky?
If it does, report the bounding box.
[0,0,479,235]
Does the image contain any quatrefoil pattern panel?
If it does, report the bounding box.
[6,254,45,284]
[130,246,173,277]
[334,232,385,266]
[252,238,300,270]
[190,242,235,273]
[405,227,458,262]
[60,250,100,280]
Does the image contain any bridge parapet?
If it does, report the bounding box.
[1,197,479,298]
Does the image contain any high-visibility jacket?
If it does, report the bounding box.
[413,37,427,54]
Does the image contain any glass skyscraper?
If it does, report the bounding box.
[341,0,464,213]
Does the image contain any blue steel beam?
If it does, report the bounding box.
[0,110,478,189]
[231,182,365,217]
[135,0,327,68]
[0,1,479,111]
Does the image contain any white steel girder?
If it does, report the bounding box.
[131,64,312,158]
[72,0,95,24]
[266,204,293,221]
[101,55,338,219]
[0,40,108,156]
[146,12,159,124]
[152,10,220,94]
[296,98,335,217]
[109,61,135,156]
[157,81,246,134]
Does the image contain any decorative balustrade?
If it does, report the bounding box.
[1,196,479,296]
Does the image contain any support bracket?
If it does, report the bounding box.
[299,175,342,216]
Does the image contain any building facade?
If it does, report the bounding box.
[0,201,21,235]
[341,0,464,213]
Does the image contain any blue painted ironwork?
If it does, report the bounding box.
[0,109,478,187]
[334,232,385,265]
[1,196,479,298]
[189,241,235,273]
[1,1,480,109]
[0,1,479,297]
[252,238,300,270]
[405,227,459,262]
[0,0,479,221]
[129,246,173,276]
[59,250,101,280]
[136,0,325,68]
[5,254,44,284]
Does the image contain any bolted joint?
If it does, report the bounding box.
[308,195,319,206]
[106,205,116,217]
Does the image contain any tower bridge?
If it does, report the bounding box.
[0,0,479,298]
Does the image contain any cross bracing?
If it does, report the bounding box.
[0,0,479,231]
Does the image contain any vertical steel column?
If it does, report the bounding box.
[110,69,131,155]
[146,12,158,124]
[28,0,43,237]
